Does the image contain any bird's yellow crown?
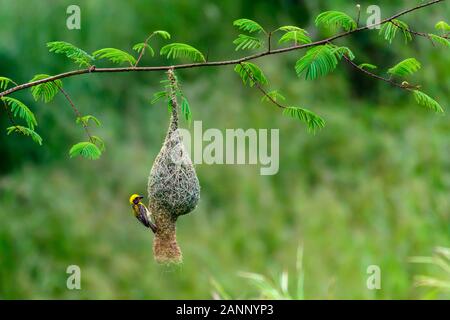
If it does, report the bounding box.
[129,194,142,205]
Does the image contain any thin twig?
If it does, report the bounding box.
[134,33,153,67]
[239,63,285,109]
[55,84,93,142]
[342,55,413,91]
[391,20,449,40]
[0,0,444,99]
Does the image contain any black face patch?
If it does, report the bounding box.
[133,197,140,204]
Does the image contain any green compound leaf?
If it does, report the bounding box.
[428,34,450,47]
[233,34,262,51]
[91,135,106,151]
[435,21,450,32]
[47,41,94,67]
[359,63,378,70]
[277,26,304,32]
[0,76,15,90]
[151,91,168,104]
[332,46,355,60]
[412,90,444,113]
[387,58,421,77]
[233,18,265,34]
[181,97,192,124]
[379,19,412,44]
[92,48,137,66]
[283,106,325,134]
[261,90,286,103]
[76,115,102,127]
[315,11,357,32]
[29,74,62,103]
[234,62,268,87]
[132,42,155,56]
[160,43,206,62]
[69,141,102,160]
[295,45,338,80]
[278,29,311,45]
[6,126,43,145]
[153,30,171,39]
[2,96,37,130]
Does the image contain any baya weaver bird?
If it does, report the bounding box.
[129,194,157,233]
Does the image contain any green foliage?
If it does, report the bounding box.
[0,76,15,90]
[387,58,421,77]
[261,90,286,103]
[233,34,262,51]
[69,141,102,160]
[283,106,325,133]
[47,41,93,67]
[409,247,450,292]
[29,74,62,103]
[435,21,450,32]
[358,63,378,70]
[412,90,444,113]
[90,135,106,151]
[213,246,305,299]
[153,30,171,40]
[76,115,102,127]
[6,126,42,145]
[332,46,355,60]
[92,48,136,66]
[234,62,268,87]
[295,45,338,80]
[132,42,155,56]
[276,26,304,32]
[278,29,311,45]
[160,43,205,62]
[181,97,192,124]
[152,72,192,123]
[131,30,170,62]
[428,34,450,47]
[379,19,412,44]
[2,97,37,130]
[315,11,357,32]
[151,90,168,104]
[233,18,265,34]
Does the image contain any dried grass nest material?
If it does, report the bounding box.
[147,69,200,264]
[148,122,200,217]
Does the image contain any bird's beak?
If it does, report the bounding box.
[138,196,144,200]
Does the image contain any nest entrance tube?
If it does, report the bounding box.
[147,69,200,264]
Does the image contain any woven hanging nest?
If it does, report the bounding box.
[147,69,200,264]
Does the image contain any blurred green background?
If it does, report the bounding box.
[0,0,449,299]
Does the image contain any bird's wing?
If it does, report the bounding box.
[137,204,151,228]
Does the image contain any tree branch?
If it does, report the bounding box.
[342,55,412,90]
[0,0,444,99]
[389,19,449,47]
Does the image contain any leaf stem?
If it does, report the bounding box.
[134,33,154,67]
